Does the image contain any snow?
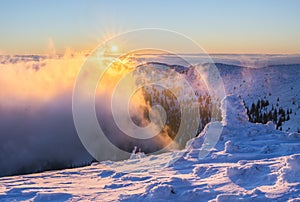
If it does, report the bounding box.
[1,54,300,177]
[215,63,300,132]
[1,94,300,201]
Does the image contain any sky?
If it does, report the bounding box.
[0,0,300,54]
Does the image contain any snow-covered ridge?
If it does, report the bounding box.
[1,95,299,201]
[136,61,300,133]
[186,95,300,163]
[1,56,300,177]
[215,63,300,132]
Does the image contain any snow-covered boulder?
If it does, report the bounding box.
[221,94,249,127]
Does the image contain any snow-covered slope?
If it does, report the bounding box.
[1,95,299,201]
[215,63,300,132]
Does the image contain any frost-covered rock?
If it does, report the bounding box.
[129,146,147,160]
[221,94,249,127]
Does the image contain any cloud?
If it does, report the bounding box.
[0,52,178,176]
[0,52,94,177]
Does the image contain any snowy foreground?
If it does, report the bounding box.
[1,95,300,201]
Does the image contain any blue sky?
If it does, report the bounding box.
[0,0,299,54]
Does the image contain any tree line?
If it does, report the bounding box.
[244,98,293,131]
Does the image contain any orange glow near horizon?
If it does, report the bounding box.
[0,55,85,105]
[1,37,299,55]
[0,48,139,106]
[1,42,299,110]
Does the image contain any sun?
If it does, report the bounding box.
[111,45,119,53]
